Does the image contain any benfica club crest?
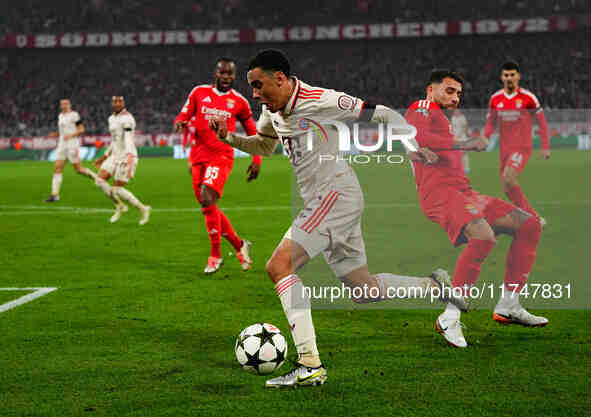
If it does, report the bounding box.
[226,99,235,109]
[516,99,523,108]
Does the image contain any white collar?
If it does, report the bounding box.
[503,88,519,100]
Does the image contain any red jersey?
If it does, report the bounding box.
[483,87,550,152]
[174,84,259,164]
[405,99,470,197]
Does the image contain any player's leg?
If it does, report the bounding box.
[219,209,252,271]
[333,222,465,309]
[490,206,546,326]
[111,171,150,225]
[436,218,497,348]
[192,164,222,273]
[73,159,97,181]
[46,159,65,202]
[264,237,327,388]
[342,265,465,309]
[207,159,251,270]
[199,184,224,272]
[501,150,537,217]
[93,156,128,220]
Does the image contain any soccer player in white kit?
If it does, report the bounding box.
[45,99,97,202]
[93,96,151,225]
[210,50,466,388]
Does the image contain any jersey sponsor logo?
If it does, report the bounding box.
[203,96,212,103]
[200,106,232,120]
[337,95,356,111]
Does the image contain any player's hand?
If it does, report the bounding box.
[48,131,58,138]
[209,116,228,140]
[246,162,261,182]
[174,121,188,132]
[418,147,439,164]
[63,133,72,140]
[540,149,550,160]
[470,137,489,152]
[407,148,438,164]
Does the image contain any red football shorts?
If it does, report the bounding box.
[499,148,531,176]
[420,186,515,247]
[191,157,234,199]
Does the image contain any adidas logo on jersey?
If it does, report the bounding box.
[203,96,212,103]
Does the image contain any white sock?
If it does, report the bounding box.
[496,286,520,312]
[95,179,121,206]
[275,274,320,366]
[113,186,144,210]
[375,273,432,299]
[80,167,97,180]
[51,173,63,196]
[442,302,461,319]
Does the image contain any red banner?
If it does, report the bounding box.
[0,16,580,49]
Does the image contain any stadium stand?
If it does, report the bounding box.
[2,0,588,34]
[1,0,590,137]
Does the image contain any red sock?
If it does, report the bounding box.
[219,209,242,251]
[452,239,496,296]
[507,185,537,217]
[202,205,221,258]
[504,216,542,291]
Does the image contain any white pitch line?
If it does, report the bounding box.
[0,287,58,313]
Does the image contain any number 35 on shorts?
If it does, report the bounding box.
[203,166,220,185]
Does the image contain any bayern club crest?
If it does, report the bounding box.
[298,118,310,130]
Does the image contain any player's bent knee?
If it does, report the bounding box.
[265,256,290,283]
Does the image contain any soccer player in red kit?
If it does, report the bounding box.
[483,61,550,220]
[406,70,548,348]
[174,58,262,274]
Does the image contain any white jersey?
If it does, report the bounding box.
[108,110,137,160]
[58,111,81,147]
[451,111,469,142]
[257,78,364,203]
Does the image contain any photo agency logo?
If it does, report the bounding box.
[297,117,417,165]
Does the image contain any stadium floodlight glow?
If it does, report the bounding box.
[302,119,418,153]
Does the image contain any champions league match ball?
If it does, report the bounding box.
[235,323,287,375]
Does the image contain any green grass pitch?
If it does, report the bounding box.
[0,150,590,416]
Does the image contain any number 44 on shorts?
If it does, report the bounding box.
[510,152,523,168]
[204,166,219,185]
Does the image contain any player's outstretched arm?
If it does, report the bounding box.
[209,117,277,156]
[365,104,441,163]
[452,136,489,152]
[535,110,551,159]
